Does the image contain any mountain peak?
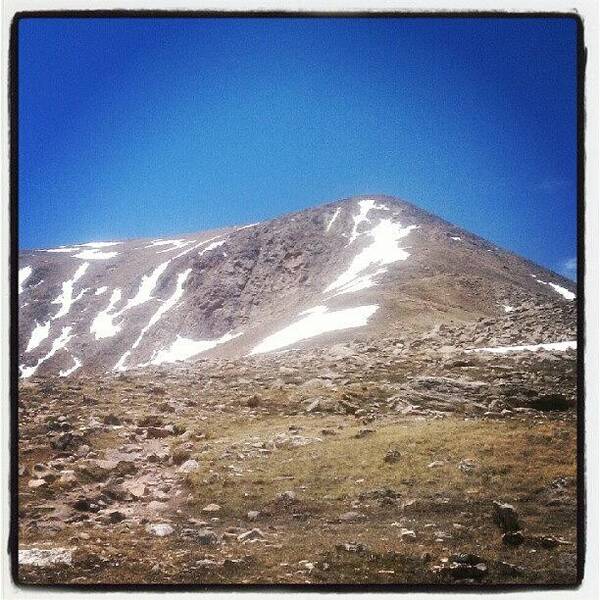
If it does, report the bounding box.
[18,195,575,377]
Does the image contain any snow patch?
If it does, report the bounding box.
[467,340,576,354]
[532,275,575,301]
[95,286,108,296]
[90,289,122,339]
[25,320,51,352]
[20,326,73,378]
[450,236,462,241]
[250,304,379,355]
[143,332,242,366]
[51,263,89,320]
[547,282,576,301]
[91,262,171,340]
[114,268,192,371]
[325,219,417,295]
[19,266,32,294]
[199,239,226,256]
[121,262,170,312]
[348,198,390,244]
[326,207,342,232]
[172,235,225,259]
[503,305,515,313]
[329,269,387,297]
[151,239,191,253]
[73,248,119,260]
[59,356,82,377]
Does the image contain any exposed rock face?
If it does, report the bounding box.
[18,195,576,377]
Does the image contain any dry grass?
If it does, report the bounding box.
[185,416,576,516]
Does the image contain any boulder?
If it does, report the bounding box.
[493,501,520,532]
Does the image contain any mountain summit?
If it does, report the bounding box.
[18,195,575,377]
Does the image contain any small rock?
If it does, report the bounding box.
[354,428,375,439]
[179,459,200,473]
[27,479,46,489]
[147,501,168,513]
[400,528,417,541]
[502,531,525,546]
[246,395,260,408]
[458,458,477,473]
[19,548,72,567]
[335,542,368,554]
[58,470,77,487]
[146,523,174,537]
[384,449,402,464]
[126,482,146,499]
[276,490,297,503]
[305,399,320,413]
[108,510,126,523]
[237,528,266,542]
[195,529,220,545]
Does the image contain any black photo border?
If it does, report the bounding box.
[8,9,587,593]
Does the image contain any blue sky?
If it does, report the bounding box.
[18,17,578,279]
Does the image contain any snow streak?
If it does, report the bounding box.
[326,207,342,232]
[20,326,73,378]
[143,332,242,366]
[326,219,417,295]
[250,305,379,354]
[19,266,33,294]
[51,263,89,320]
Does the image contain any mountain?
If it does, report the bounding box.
[17,195,576,378]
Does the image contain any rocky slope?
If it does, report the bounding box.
[17,330,578,585]
[18,195,576,377]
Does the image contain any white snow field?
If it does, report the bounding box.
[532,275,575,301]
[25,320,51,353]
[251,304,379,355]
[326,218,418,296]
[20,326,74,378]
[467,340,576,354]
[144,332,242,366]
[348,198,389,244]
[90,289,123,339]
